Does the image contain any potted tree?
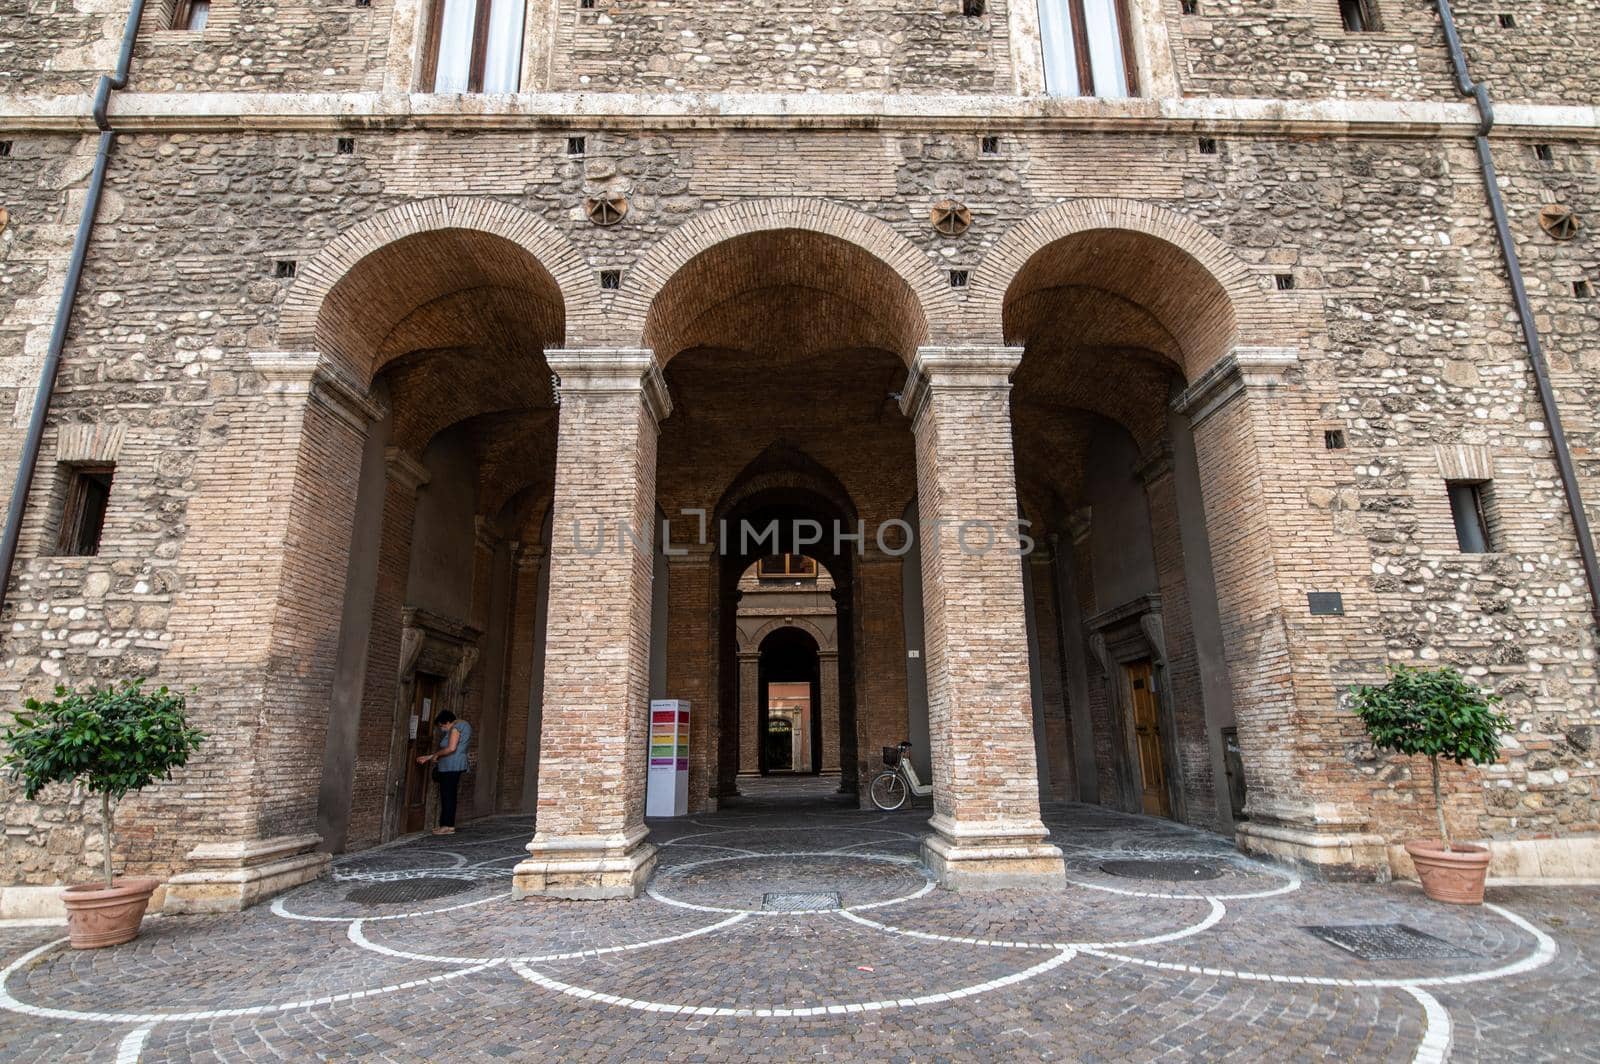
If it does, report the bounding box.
[1351,665,1510,904]
[2,680,205,947]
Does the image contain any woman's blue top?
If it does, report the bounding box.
[437,721,472,772]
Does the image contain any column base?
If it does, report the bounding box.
[513,826,658,900]
[1235,800,1391,883]
[921,814,1066,891]
[163,833,330,914]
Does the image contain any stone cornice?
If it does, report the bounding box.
[2,91,1596,138]
[546,348,672,426]
[1171,346,1299,429]
[899,345,1024,424]
[384,446,431,492]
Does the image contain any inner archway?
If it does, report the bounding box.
[755,623,823,774]
[646,224,927,815]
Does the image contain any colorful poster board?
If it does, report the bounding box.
[646,699,690,817]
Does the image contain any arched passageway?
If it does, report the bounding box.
[307,221,565,851]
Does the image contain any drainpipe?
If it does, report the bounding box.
[1434,0,1600,633]
[0,0,147,614]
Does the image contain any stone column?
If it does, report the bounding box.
[338,446,431,849]
[664,543,717,811]
[514,349,670,900]
[899,346,1064,890]
[496,544,545,814]
[1172,347,1388,879]
[737,648,762,778]
[163,352,383,912]
[818,649,841,776]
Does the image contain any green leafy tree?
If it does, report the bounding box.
[3,680,205,887]
[1350,665,1510,850]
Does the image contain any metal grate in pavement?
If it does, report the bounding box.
[762,891,841,911]
[345,876,477,906]
[1099,858,1225,881]
[1302,924,1476,960]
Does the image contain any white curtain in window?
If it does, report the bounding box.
[433,0,476,92]
[1081,0,1131,97]
[482,0,526,92]
[1037,0,1081,97]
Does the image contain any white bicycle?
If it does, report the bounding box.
[869,741,933,811]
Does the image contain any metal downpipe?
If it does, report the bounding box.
[0,0,146,614]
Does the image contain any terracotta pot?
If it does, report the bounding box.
[1404,840,1491,905]
[61,877,160,949]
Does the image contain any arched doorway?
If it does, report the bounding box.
[641,223,929,813]
[756,624,821,774]
[305,216,568,851]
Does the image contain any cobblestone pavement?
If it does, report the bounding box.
[2,777,1596,1062]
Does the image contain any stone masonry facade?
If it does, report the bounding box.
[1,0,1599,909]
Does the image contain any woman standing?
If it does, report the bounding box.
[416,709,472,835]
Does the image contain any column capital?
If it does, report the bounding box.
[547,347,672,425]
[1136,440,1175,486]
[248,350,386,430]
[384,446,431,493]
[1171,346,1299,429]
[899,345,1025,421]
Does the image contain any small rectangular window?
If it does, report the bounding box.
[1197,136,1217,155]
[1180,0,1198,13]
[567,136,586,156]
[1324,429,1346,450]
[175,0,210,31]
[1575,279,1594,299]
[758,554,818,580]
[1039,0,1139,98]
[1275,273,1296,290]
[336,137,356,154]
[1448,481,1494,553]
[1339,0,1377,31]
[963,0,986,14]
[949,269,969,288]
[980,135,1001,155]
[274,260,297,278]
[0,141,12,158]
[56,466,113,557]
[425,0,527,93]
[1534,143,1554,163]
[1498,12,1515,28]
[600,269,621,290]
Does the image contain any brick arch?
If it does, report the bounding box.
[615,198,955,365]
[278,197,594,383]
[971,199,1290,380]
[740,615,836,655]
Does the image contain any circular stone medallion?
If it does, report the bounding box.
[1099,858,1225,881]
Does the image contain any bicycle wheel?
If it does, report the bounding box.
[869,771,907,811]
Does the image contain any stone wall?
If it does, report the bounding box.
[0,118,1598,881]
[2,0,1598,102]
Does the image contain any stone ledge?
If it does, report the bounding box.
[163,833,330,914]
[6,91,1595,137]
[1236,820,1392,883]
[1387,835,1600,884]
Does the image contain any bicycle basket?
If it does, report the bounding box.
[881,745,901,768]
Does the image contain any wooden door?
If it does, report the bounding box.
[402,674,443,835]
[1124,660,1171,818]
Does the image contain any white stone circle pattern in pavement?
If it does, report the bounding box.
[0,817,1561,1063]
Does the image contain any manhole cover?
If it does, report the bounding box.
[1099,859,1224,881]
[762,891,841,911]
[345,877,477,905]
[1303,924,1476,960]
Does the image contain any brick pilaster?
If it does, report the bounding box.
[496,545,546,814]
[737,648,761,777]
[818,649,841,776]
[513,349,670,900]
[162,351,383,912]
[1173,347,1388,879]
[900,346,1064,890]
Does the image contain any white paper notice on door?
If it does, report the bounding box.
[409,714,420,739]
